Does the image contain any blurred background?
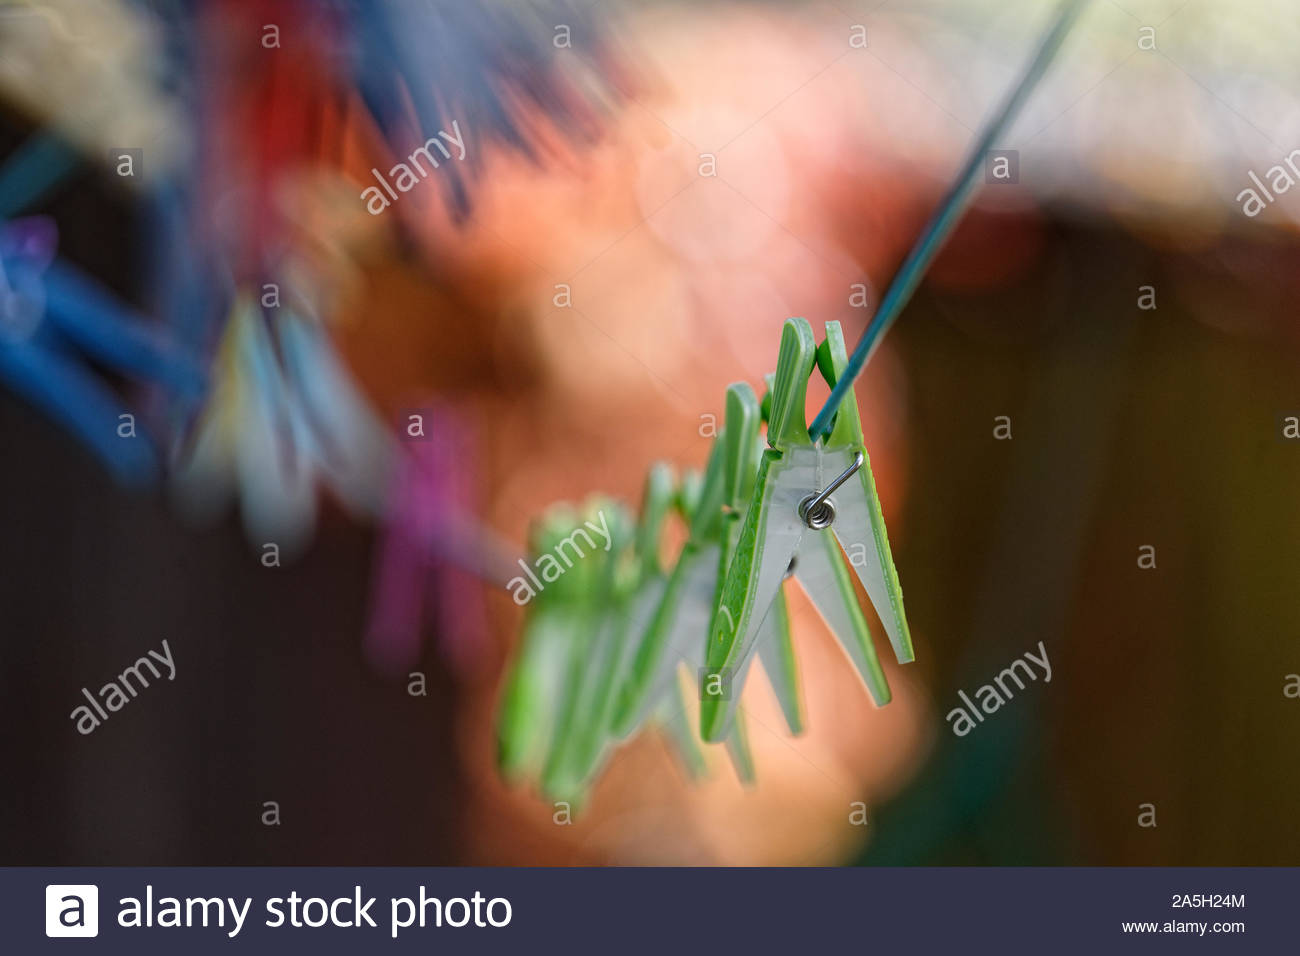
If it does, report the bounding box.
[1,0,1299,865]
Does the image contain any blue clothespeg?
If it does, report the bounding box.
[171,294,394,556]
[0,217,204,485]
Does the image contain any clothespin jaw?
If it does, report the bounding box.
[766,318,817,450]
[787,512,892,706]
[816,321,914,665]
[721,382,762,516]
[700,318,816,742]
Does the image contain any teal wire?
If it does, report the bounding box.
[0,131,80,220]
[808,0,1090,442]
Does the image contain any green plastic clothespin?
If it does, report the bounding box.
[537,499,637,802]
[700,318,912,742]
[656,454,761,785]
[816,320,913,666]
[551,465,677,792]
[496,502,611,783]
[711,384,803,740]
[614,383,802,735]
[605,384,793,783]
[610,406,732,735]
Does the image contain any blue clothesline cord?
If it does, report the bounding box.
[808,0,1090,443]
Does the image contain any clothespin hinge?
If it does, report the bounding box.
[796,450,864,530]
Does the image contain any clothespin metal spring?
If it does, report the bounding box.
[797,450,863,530]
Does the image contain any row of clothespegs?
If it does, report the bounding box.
[497,317,914,805]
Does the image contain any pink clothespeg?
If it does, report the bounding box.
[363,406,490,679]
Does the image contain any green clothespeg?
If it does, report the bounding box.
[499,318,914,796]
[536,498,636,803]
[714,384,803,742]
[699,318,912,743]
[815,320,913,666]
[496,501,616,785]
[548,464,677,794]
[492,0,1093,798]
[498,474,714,806]
[608,383,795,783]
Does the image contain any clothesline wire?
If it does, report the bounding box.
[808,0,1090,443]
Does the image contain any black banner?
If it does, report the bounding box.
[9,867,1293,953]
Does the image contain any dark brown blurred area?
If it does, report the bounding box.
[0,407,462,864]
[0,134,463,864]
[863,208,1300,865]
